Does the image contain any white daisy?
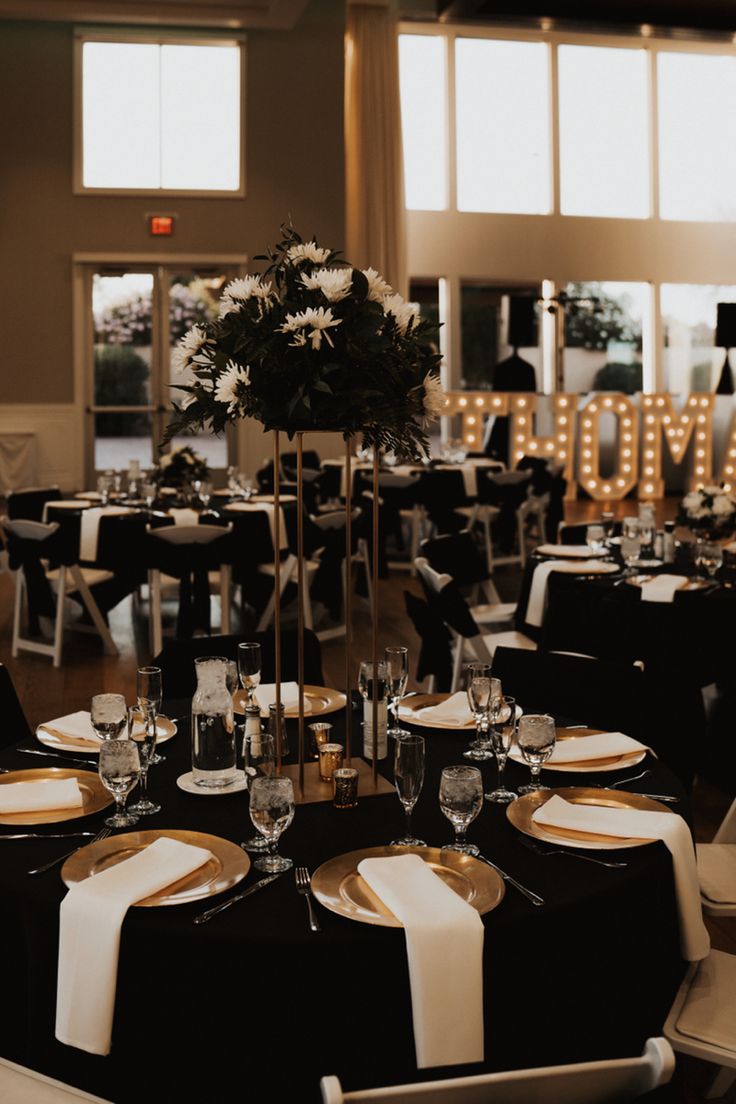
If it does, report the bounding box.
[286,241,331,265]
[421,372,446,425]
[362,267,392,302]
[172,325,210,374]
[219,276,273,317]
[215,360,251,414]
[300,267,353,302]
[383,293,420,337]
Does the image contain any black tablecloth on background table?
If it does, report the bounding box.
[0,701,688,1103]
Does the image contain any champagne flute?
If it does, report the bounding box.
[439,765,483,855]
[391,734,426,847]
[237,642,262,709]
[99,739,140,827]
[242,733,275,853]
[463,665,496,761]
[127,707,161,816]
[90,694,127,741]
[517,714,556,794]
[486,695,519,804]
[385,646,409,738]
[249,776,295,873]
[137,666,164,764]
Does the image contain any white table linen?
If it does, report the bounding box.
[639,574,688,603]
[535,544,599,558]
[0,778,83,814]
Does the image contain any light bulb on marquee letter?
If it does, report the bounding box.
[638,394,714,498]
[718,411,736,493]
[577,394,640,502]
[441,392,509,452]
[510,393,577,500]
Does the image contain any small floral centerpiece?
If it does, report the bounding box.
[152,444,210,488]
[677,484,736,539]
[165,225,444,460]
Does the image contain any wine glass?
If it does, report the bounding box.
[137,666,164,765]
[517,714,556,794]
[695,541,723,579]
[620,516,641,574]
[242,733,275,853]
[224,660,239,695]
[237,642,262,709]
[585,524,605,555]
[99,739,140,827]
[391,734,426,847]
[127,707,161,817]
[439,765,483,855]
[463,664,496,761]
[199,481,212,510]
[90,694,127,741]
[142,481,157,510]
[249,776,295,873]
[600,511,615,544]
[486,695,519,804]
[385,646,409,738]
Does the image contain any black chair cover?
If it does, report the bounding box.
[403,591,453,692]
[6,486,61,521]
[420,531,489,588]
[145,527,234,638]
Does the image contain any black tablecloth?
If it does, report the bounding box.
[0,702,688,1103]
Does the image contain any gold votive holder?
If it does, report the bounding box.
[319,742,344,782]
[332,767,359,809]
[308,722,333,760]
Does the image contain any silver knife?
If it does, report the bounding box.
[17,748,97,768]
[0,831,97,840]
[193,873,282,923]
[476,853,545,907]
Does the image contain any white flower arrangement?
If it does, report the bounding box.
[677,484,736,536]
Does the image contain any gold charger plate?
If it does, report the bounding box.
[36,713,177,755]
[61,828,250,906]
[508,727,647,774]
[311,845,504,927]
[398,694,520,731]
[507,787,675,851]
[625,574,710,592]
[0,767,112,826]
[233,685,347,718]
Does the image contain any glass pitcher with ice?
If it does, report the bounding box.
[191,657,236,788]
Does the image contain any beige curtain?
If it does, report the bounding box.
[345,2,407,298]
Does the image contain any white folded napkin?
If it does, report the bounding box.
[223,501,288,550]
[412,692,473,727]
[0,778,83,814]
[528,731,647,765]
[533,795,710,961]
[526,559,611,627]
[168,507,201,527]
[254,681,312,714]
[639,574,687,603]
[79,506,135,562]
[38,711,101,745]
[696,844,736,904]
[358,854,484,1068]
[535,544,599,558]
[56,836,212,1055]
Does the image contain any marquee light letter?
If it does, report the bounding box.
[639,394,715,498]
[578,394,640,502]
[444,393,509,451]
[510,393,577,500]
[718,413,736,492]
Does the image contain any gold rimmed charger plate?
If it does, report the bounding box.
[507,787,675,850]
[233,685,346,719]
[0,767,112,826]
[62,828,250,906]
[625,574,710,592]
[508,727,647,774]
[398,695,520,731]
[311,845,504,927]
[36,714,177,755]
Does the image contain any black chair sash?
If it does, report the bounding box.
[403,591,453,692]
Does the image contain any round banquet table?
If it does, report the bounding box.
[0,701,689,1103]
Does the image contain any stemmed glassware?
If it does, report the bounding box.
[439,765,483,855]
[517,714,556,794]
[695,541,723,579]
[248,776,295,873]
[486,695,519,804]
[137,666,164,765]
[237,643,262,709]
[90,694,127,741]
[391,734,426,847]
[127,706,161,817]
[385,646,409,738]
[585,524,606,555]
[463,665,498,761]
[620,517,641,574]
[242,733,275,853]
[99,739,140,827]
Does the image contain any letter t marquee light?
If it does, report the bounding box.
[578,394,640,502]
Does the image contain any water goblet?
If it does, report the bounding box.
[237,642,262,709]
[137,666,164,764]
[620,516,641,574]
[99,739,140,827]
[385,646,409,738]
[517,714,556,794]
[600,511,615,544]
[242,733,275,853]
[463,665,496,761]
[695,540,723,579]
[585,524,606,555]
[249,776,295,873]
[90,693,127,741]
[391,733,426,847]
[439,765,483,855]
[486,695,519,804]
[142,481,156,510]
[127,706,161,816]
[199,481,212,510]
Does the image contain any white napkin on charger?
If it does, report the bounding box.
[79,506,135,562]
[696,844,736,904]
[533,795,710,961]
[526,559,611,627]
[358,854,484,1068]
[0,778,83,814]
[254,681,312,714]
[639,574,688,604]
[517,731,648,765]
[37,711,101,745]
[412,692,473,727]
[535,544,599,558]
[56,837,212,1055]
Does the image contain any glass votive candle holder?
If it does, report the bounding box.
[308,722,333,760]
[332,767,359,809]
[319,742,344,782]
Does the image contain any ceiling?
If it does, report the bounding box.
[0,0,310,29]
[434,0,736,36]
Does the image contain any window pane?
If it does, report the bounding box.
[93,273,153,407]
[461,285,541,388]
[661,284,736,393]
[95,412,153,472]
[161,45,240,191]
[659,52,736,221]
[456,39,550,214]
[83,43,160,188]
[563,281,648,393]
[559,46,649,218]
[399,35,448,210]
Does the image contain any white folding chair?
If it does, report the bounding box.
[0,1056,113,1102]
[664,949,736,1100]
[696,795,736,917]
[321,1037,674,1103]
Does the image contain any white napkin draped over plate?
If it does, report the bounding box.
[254,682,312,713]
[0,778,83,814]
[79,506,135,562]
[526,559,611,627]
[358,854,484,1068]
[56,837,212,1055]
[533,795,710,961]
[38,711,101,745]
[535,544,599,558]
[413,692,473,727]
[544,731,648,765]
[639,574,688,603]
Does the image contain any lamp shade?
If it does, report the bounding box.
[715,303,736,348]
[507,296,537,348]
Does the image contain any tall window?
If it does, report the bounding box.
[77,36,243,193]
[398,35,448,210]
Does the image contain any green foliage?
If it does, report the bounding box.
[94,345,149,437]
[592,361,643,395]
[564,283,642,352]
[690,362,712,393]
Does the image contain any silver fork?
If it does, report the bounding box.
[518,835,627,868]
[295,866,321,932]
[28,826,111,875]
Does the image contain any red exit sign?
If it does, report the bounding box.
[148,214,176,236]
